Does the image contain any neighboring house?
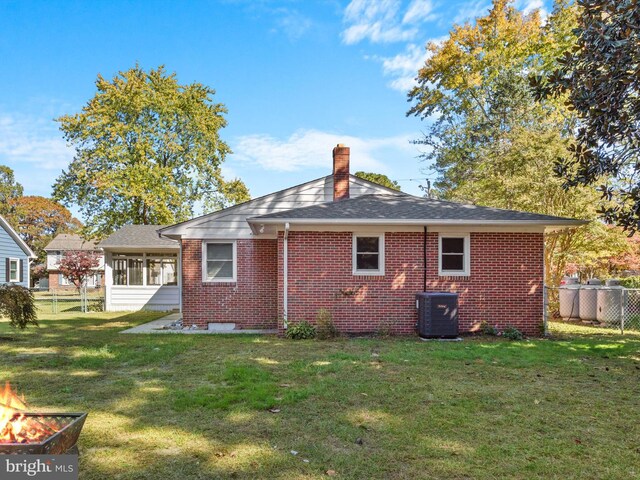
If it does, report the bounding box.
[157,144,585,336]
[0,215,35,287]
[98,226,180,311]
[44,234,104,290]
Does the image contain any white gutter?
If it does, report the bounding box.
[283,222,290,330]
[247,218,587,227]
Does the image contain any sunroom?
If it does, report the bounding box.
[98,225,180,312]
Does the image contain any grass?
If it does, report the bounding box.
[0,314,639,479]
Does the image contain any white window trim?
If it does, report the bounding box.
[8,258,19,282]
[202,240,238,283]
[352,233,385,276]
[438,233,470,277]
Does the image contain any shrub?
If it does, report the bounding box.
[479,321,498,336]
[501,326,524,341]
[619,276,640,288]
[316,308,338,340]
[285,321,316,340]
[0,285,37,329]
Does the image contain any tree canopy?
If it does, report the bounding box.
[7,196,81,263]
[0,166,23,216]
[531,0,640,232]
[53,65,249,239]
[354,171,401,191]
[406,0,629,285]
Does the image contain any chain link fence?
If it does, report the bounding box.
[33,288,104,315]
[544,285,640,334]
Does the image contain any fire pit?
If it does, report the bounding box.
[0,383,87,455]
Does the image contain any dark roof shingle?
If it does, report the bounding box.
[98,225,179,249]
[249,194,586,225]
[44,234,98,251]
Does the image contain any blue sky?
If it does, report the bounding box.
[0,0,547,215]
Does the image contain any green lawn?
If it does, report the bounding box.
[0,313,639,479]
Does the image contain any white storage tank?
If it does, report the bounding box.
[579,278,602,321]
[597,279,625,324]
[559,277,580,319]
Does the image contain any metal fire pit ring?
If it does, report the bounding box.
[0,412,87,455]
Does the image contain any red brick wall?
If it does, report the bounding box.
[277,231,544,336]
[48,272,59,290]
[181,239,278,329]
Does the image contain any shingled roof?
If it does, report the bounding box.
[98,225,179,249]
[44,234,98,251]
[248,194,587,226]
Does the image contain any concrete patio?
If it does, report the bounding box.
[120,313,278,334]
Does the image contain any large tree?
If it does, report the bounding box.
[531,0,640,232]
[7,196,81,263]
[406,0,628,285]
[0,166,23,216]
[53,65,249,238]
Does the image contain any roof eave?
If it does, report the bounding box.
[0,215,36,258]
[246,217,588,228]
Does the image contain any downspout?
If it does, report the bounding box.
[423,226,428,292]
[283,222,290,330]
[178,240,183,314]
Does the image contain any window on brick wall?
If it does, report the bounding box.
[438,234,470,276]
[203,241,237,282]
[352,234,385,275]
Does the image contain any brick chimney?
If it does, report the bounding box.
[332,144,350,201]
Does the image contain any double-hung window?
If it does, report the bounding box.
[438,234,470,276]
[353,234,385,275]
[203,242,237,282]
[8,259,19,282]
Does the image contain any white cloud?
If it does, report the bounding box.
[402,0,437,24]
[341,0,438,45]
[375,37,445,92]
[232,129,414,174]
[272,8,313,41]
[515,0,548,18]
[0,113,72,171]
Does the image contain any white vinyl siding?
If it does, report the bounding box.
[167,176,402,240]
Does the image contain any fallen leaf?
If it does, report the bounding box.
[574,438,582,445]
[534,399,540,405]
[326,470,337,476]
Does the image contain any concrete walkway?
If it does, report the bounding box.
[120,313,278,335]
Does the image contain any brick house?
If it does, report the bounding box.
[44,234,104,290]
[157,145,585,336]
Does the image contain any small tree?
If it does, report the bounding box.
[58,251,101,292]
[0,285,37,329]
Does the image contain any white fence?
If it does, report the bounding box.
[545,285,640,334]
